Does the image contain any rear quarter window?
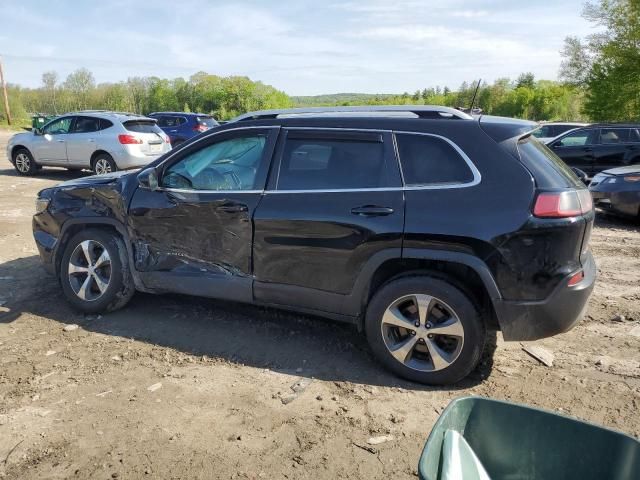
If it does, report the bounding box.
[123,120,162,134]
[518,137,583,188]
[395,133,475,186]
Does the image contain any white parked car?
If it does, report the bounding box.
[532,122,588,144]
[7,111,171,175]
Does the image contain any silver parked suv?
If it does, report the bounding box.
[7,111,172,175]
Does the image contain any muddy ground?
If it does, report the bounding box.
[0,129,638,479]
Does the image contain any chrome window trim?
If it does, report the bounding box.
[158,187,263,194]
[393,130,482,189]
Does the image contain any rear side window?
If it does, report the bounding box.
[277,133,390,190]
[395,133,474,186]
[124,120,163,134]
[72,116,100,133]
[600,128,629,144]
[630,128,640,142]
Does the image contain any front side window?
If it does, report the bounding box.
[277,135,388,190]
[161,134,267,191]
[557,129,596,147]
[72,116,100,133]
[396,133,474,186]
[42,117,73,135]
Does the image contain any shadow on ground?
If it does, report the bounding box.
[0,254,497,390]
[0,167,91,181]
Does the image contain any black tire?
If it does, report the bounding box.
[12,148,38,176]
[92,153,117,175]
[59,229,135,313]
[365,275,486,385]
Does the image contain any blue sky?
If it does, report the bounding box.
[0,0,595,95]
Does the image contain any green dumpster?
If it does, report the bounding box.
[31,114,56,131]
[419,396,640,480]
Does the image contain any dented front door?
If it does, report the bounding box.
[127,127,279,300]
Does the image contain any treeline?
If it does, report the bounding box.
[295,73,585,121]
[4,69,586,126]
[4,69,292,123]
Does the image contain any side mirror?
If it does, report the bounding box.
[137,168,159,191]
[33,128,42,135]
[552,140,562,148]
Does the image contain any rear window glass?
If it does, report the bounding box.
[99,119,113,131]
[197,116,218,128]
[124,120,162,134]
[395,133,474,186]
[73,116,100,133]
[518,137,583,188]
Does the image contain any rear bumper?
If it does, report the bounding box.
[590,187,640,218]
[495,251,596,341]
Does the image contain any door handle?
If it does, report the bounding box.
[88,139,95,142]
[351,205,394,216]
[217,204,248,213]
[584,147,593,152]
[57,139,65,143]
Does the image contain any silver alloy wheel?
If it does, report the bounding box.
[67,240,112,301]
[381,294,464,372]
[94,158,112,175]
[15,153,31,173]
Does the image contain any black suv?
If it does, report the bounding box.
[547,124,640,177]
[32,106,596,385]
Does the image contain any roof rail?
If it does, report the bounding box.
[231,105,473,122]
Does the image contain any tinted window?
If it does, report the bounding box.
[42,117,72,135]
[518,137,583,188]
[72,116,100,133]
[196,116,218,128]
[600,128,629,144]
[630,128,640,142]
[124,120,163,134]
[99,119,113,131]
[161,134,267,191]
[558,129,596,147]
[533,125,552,138]
[396,133,474,185]
[277,135,387,190]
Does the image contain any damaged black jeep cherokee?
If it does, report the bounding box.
[33,106,596,385]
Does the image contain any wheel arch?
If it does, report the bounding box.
[90,150,114,168]
[53,218,145,291]
[11,145,31,162]
[355,248,502,330]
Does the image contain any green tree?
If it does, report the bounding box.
[63,68,95,110]
[560,0,640,121]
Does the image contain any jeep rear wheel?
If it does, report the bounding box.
[365,276,485,385]
[60,229,135,313]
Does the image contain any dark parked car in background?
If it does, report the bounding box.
[589,165,640,220]
[532,122,587,143]
[32,106,595,385]
[148,112,219,146]
[547,124,640,177]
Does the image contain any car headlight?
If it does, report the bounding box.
[35,197,50,214]
[623,174,640,183]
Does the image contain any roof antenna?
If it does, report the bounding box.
[469,79,481,114]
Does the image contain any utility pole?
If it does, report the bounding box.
[0,56,11,125]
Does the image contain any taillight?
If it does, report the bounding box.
[568,270,584,286]
[193,123,207,133]
[533,190,592,218]
[624,175,640,182]
[118,134,143,145]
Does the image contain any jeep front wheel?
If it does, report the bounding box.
[365,276,486,385]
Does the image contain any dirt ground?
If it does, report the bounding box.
[0,128,638,479]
